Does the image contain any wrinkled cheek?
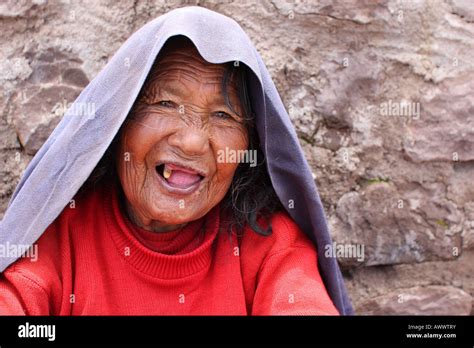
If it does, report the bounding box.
[209,161,239,196]
[217,161,239,181]
[117,146,148,199]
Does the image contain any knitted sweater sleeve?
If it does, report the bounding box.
[0,266,51,315]
[248,214,340,316]
[0,212,71,316]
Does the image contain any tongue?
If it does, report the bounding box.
[166,170,201,188]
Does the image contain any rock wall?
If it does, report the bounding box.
[1,0,473,314]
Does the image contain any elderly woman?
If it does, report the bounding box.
[0,7,352,315]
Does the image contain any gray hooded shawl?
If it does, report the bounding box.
[0,6,353,315]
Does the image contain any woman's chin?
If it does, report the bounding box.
[145,205,200,226]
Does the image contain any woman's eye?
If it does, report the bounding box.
[213,111,233,120]
[157,100,174,108]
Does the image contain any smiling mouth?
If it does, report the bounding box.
[156,162,205,190]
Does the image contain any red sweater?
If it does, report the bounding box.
[0,182,338,315]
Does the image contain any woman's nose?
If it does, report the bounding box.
[167,126,210,157]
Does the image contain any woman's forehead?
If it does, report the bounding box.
[144,42,240,94]
[154,45,227,80]
[150,59,228,85]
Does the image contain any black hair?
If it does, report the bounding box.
[218,62,283,235]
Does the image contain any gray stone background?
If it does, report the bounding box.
[1,0,473,314]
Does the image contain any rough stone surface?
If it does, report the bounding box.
[347,249,474,315]
[10,47,88,154]
[358,285,472,315]
[1,0,473,314]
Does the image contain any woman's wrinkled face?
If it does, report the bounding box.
[116,39,248,231]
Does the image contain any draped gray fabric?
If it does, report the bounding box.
[0,6,353,315]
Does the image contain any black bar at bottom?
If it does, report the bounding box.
[0,316,472,346]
